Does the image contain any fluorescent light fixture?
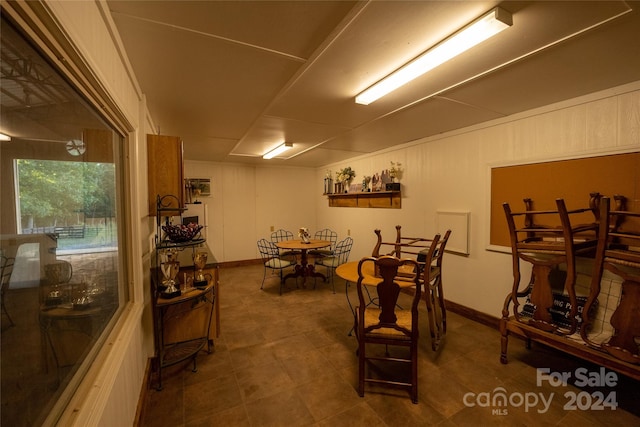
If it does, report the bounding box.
[262,142,293,159]
[0,133,11,141]
[355,7,512,105]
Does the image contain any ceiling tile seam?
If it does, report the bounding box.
[343,5,636,129]
[264,4,637,160]
[434,95,508,118]
[229,1,371,157]
[261,113,353,132]
[109,11,307,62]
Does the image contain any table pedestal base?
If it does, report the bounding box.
[283,263,326,286]
[275,240,331,289]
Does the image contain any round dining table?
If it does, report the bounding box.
[275,239,331,284]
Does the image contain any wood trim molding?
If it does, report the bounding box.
[327,191,401,208]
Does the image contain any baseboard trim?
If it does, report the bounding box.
[400,287,501,331]
[217,256,324,269]
[218,259,262,268]
[134,358,153,427]
[444,299,500,331]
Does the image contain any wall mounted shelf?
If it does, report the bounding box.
[327,191,401,209]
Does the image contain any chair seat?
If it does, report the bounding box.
[266,258,293,269]
[279,250,301,258]
[316,255,339,267]
[310,249,334,256]
[357,306,413,341]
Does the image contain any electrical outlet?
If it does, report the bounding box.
[270,225,275,232]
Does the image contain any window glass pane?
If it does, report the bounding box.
[0,15,127,427]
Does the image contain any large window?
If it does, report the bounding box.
[0,15,127,427]
[16,159,117,251]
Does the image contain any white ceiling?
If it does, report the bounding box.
[106,0,640,167]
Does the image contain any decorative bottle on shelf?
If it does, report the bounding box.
[324,173,333,194]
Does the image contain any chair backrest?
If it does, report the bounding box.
[1,256,15,292]
[590,196,640,281]
[503,197,599,334]
[357,255,422,336]
[270,229,294,243]
[372,225,439,259]
[314,228,338,248]
[432,229,451,270]
[257,238,279,261]
[334,236,353,264]
[581,195,640,347]
[503,196,599,257]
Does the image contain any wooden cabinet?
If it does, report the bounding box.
[147,134,184,216]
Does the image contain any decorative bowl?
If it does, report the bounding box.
[162,223,203,243]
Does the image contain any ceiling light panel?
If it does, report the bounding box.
[355,7,512,105]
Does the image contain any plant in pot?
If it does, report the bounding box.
[337,166,356,193]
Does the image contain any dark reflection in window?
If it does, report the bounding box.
[0,16,126,427]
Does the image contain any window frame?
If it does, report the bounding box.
[1,1,144,425]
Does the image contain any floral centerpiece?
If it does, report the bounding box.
[336,166,356,192]
[389,161,403,182]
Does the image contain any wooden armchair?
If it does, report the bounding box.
[355,255,429,403]
[500,196,600,365]
[422,230,451,351]
[371,226,450,350]
[372,225,444,275]
[582,196,640,364]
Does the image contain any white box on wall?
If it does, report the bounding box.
[436,211,470,255]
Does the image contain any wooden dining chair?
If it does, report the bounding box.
[501,197,599,335]
[257,239,294,295]
[420,229,451,351]
[354,252,435,404]
[581,196,640,363]
[500,196,600,365]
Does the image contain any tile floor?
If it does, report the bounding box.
[140,264,640,426]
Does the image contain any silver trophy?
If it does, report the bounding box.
[192,251,208,287]
[160,248,181,297]
[160,260,180,297]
